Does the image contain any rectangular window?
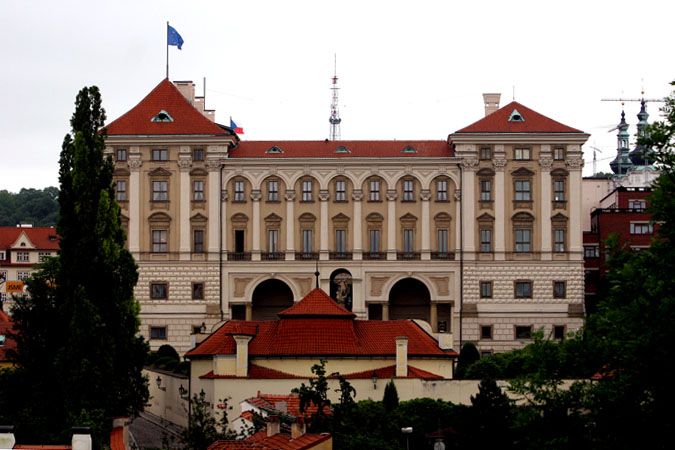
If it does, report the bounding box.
[193,180,204,201]
[514,148,531,160]
[192,282,204,300]
[38,251,51,262]
[628,199,647,211]
[437,229,448,254]
[515,180,531,201]
[480,179,492,201]
[150,282,168,300]
[480,281,493,299]
[152,229,168,253]
[116,148,127,161]
[630,222,653,235]
[436,180,448,201]
[151,149,168,161]
[369,229,381,253]
[234,229,245,253]
[403,229,414,252]
[369,180,381,201]
[16,251,29,262]
[479,147,492,160]
[192,148,205,161]
[515,326,533,339]
[480,325,493,339]
[152,181,168,201]
[17,271,30,281]
[302,180,313,201]
[515,281,533,298]
[584,245,600,258]
[234,180,245,202]
[302,229,313,253]
[0,252,5,261]
[335,229,346,253]
[268,229,279,252]
[553,147,565,160]
[150,326,167,340]
[480,228,492,253]
[335,180,347,201]
[403,180,414,201]
[115,180,127,201]
[553,180,565,201]
[553,281,566,298]
[554,228,566,252]
[267,179,279,201]
[553,325,566,340]
[193,229,205,253]
[515,228,531,253]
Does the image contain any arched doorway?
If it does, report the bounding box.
[330,269,353,311]
[388,278,431,322]
[251,279,294,320]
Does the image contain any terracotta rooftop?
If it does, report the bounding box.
[342,364,444,381]
[104,79,233,137]
[0,226,59,251]
[229,140,452,158]
[186,288,457,359]
[453,101,584,134]
[208,430,331,450]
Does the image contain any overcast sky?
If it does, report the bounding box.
[1,0,673,193]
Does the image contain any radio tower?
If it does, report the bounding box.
[329,54,342,141]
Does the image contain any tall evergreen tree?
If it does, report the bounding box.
[0,86,148,447]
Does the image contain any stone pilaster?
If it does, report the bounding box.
[285,190,296,260]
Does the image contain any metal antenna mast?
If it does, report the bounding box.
[329,54,342,141]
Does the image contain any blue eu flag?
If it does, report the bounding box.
[168,25,184,50]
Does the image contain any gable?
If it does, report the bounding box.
[11,231,35,250]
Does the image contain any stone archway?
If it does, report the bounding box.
[388,277,431,322]
[251,279,294,321]
[329,269,353,311]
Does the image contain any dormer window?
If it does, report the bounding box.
[402,145,417,154]
[335,145,350,154]
[508,109,525,122]
[266,146,283,154]
[151,110,174,123]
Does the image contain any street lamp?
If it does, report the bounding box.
[371,371,378,389]
[178,384,188,400]
[402,427,413,450]
[155,376,166,391]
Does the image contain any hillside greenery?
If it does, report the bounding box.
[0,187,59,227]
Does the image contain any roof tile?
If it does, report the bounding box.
[230,140,451,159]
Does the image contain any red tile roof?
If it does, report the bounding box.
[208,431,331,450]
[229,140,452,158]
[454,101,584,134]
[242,393,324,418]
[0,309,16,362]
[342,364,444,381]
[104,79,232,136]
[0,227,59,251]
[200,365,305,380]
[186,288,457,360]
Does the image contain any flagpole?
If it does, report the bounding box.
[166,21,169,79]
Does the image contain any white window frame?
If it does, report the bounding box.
[335,180,347,202]
[152,180,168,201]
[152,229,168,253]
[193,180,205,201]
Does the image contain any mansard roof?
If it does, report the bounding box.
[104,79,233,136]
[229,140,452,158]
[454,101,584,134]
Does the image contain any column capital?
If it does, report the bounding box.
[565,157,584,169]
[538,156,553,171]
[492,157,507,172]
[127,157,142,171]
[250,190,262,202]
[454,189,462,201]
[178,156,192,172]
[460,157,479,171]
[318,190,330,202]
[352,189,364,202]
[285,190,296,202]
[386,189,398,201]
[420,189,432,201]
[221,190,229,202]
[206,159,222,171]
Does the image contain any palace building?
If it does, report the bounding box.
[104,80,589,354]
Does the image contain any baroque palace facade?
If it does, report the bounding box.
[105,80,588,354]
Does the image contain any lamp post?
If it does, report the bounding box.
[402,427,413,450]
[371,371,378,390]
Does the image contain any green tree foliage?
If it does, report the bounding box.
[180,391,235,450]
[455,341,480,378]
[382,379,399,412]
[0,187,59,226]
[467,379,514,447]
[0,86,148,448]
[292,359,333,432]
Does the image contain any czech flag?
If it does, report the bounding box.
[230,118,244,134]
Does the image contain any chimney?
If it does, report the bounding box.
[483,93,501,116]
[266,415,281,437]
[0,426,16,449]
[291,417,306,439]
[233,334,252,377]
[112,417,130,449]
[395,336,408,377]
[173,81,196,105]
[71,427,92,450]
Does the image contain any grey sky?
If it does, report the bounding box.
[1,0,673,192]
